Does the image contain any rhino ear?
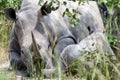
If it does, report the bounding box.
[40,1,52,15]
[4,8,16,20]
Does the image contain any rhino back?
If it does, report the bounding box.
[43,11,74,41]
[59,1,105,42]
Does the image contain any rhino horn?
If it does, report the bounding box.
[31,31,41,60]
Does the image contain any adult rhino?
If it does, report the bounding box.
[4,0,76,77]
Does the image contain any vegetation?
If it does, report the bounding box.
[0,0,120,80]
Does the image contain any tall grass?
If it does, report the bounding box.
[0,1,120,80]
[0,15,11,64]
[0,15,10,80]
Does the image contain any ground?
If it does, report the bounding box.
[0,46,24,80]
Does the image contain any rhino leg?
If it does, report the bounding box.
[60,44,81,70]
[39,37,75,77]
[53,37,75,65]
[41,37,75,77]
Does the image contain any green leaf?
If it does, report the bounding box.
[66,11,73,17]
[70,18,80,27]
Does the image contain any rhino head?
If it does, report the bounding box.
[4,1,55,76]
